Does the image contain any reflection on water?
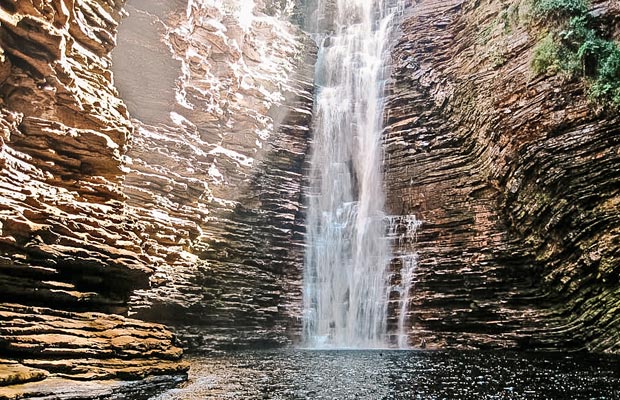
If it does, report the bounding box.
[152,350,620,399]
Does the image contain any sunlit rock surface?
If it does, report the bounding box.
[0,0,185,394]
[0,0,314,393]
[0,0,147,314]
[111,0,316,350]
[384,0,620,352]
[0,304,187,385]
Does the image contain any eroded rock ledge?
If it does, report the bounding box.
[385,0,620,352]
[0,304,187,399]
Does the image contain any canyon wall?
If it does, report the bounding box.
[0,0,314,395]
[111,0,315,350]
[1,0,620,396]
[0,0,188,395]
[385,0,620,353]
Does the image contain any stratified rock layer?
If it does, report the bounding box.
[1,4,315,390]
[0,304,187,385]
[384,0,620,352]
[111,0,316,350]
[0,0,187,393]
[0,0,148,314]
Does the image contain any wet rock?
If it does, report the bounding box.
[0,374,186,400]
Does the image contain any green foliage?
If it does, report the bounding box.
[591,46,620,106]
[500,4,522,34]
[532,33,561,74]
[561,16,592,46]
[559,16,598,74]
[532,0,588,18]
[530,0,620,108]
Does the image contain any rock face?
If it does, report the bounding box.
[0,0,146,315]
[0,0,316,398]
[384,0,620,352]
[1,1,315,392]
[0,0,187,394]
[0,0,314,393]
[111,0,315,350]
[0,303,187,399]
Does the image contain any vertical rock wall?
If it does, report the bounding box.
[0,0,145,313]
[384,0,620,352]
[0,0,187,394]
[0,1,316,389]
[111,0,316,350]
[0,0,316,392]
[2,3,618,394]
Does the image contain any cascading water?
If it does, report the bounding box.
[387,215,423,349]
[303,0,405,349]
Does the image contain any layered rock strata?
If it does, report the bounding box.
[1,4,316,394]
[111,0,316,350]
[384,0,620,352]
[0,0,145,315]
[0,303,187,399]
[0,0,187,393]
[2,1,618,393]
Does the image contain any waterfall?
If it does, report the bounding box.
[387,215,423,348]
[303,0,405,349]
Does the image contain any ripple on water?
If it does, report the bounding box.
[151,350,620,399]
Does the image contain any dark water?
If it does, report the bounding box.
[152,350,620,399]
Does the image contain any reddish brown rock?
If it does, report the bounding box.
[384,0,620,352]
[0,0,149,313]
[0,304,188,398]
[1,1,315,382]
[111,0,316,350]
[0,0,188,394]
[0,360,48,386]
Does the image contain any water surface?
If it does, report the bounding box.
[152,350,620,399]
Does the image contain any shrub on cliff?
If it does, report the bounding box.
[532,0,588,18]
[590,47,620,105]
[532,33,562,74]
[531,0,620,107]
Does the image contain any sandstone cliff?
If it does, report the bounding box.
[0,0,188,395]
[2,0,620,396]
[0,0,314,395]
[385,0,620,353]
[111,0,315,350]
